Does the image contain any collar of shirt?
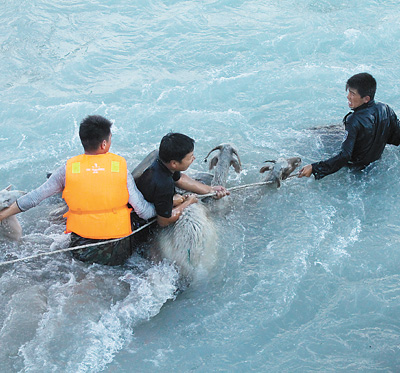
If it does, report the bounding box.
[353,99,375,112]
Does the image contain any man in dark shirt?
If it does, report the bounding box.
[136,133,229,227]
[299,73,400,180]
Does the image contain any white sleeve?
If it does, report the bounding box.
[127,171,156,220]
[17,165,66,212]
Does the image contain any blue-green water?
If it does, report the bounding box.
[1,0,400,371]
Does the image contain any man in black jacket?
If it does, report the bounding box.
[135,133,229,227]
[299,73,400,180]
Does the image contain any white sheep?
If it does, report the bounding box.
[155,144,241,281]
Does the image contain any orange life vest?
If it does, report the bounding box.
[62,153,132,239]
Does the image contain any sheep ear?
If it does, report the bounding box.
[259,165,272,173]
[231,160,241,173]
[209,156,218,170]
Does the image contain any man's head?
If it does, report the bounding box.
[159,133,195,171]
[79,115,112,153]
[346,73,376,109]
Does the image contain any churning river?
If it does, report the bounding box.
[1,0,400,371]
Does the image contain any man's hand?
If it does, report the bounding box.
[0,202,21,222]
[157,193,198,227]
[173,193,185,206]
[211,186,230,199]
[173,193,199,207]
[184,193,198,205]
[298,164,313,178]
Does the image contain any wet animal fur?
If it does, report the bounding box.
[155,144,240,280]
[154,203,217,280]
[204,143,241,186]
[259,157,301,187]
[0,185,25,241]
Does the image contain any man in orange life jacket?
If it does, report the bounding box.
[0,115,156,265]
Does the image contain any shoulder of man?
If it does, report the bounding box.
[343,109,366,129]
[107,152,127,163]
[343,111,356,127]
[375,101,396,116]
[140,161,169,189]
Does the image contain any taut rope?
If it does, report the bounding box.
[0,218,156,267]
[0,173,299,266]
[198,172,299,199]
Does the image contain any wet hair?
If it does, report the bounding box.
[159,133,195,163]
[346,72,376,100]
[79,115,112,152]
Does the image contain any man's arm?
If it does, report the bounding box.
[0,202,22,222]
[127,173,156,220]
[15,165,66,211]
[0,165,66,222]
[156,173,230,227]
[299,120,359,180]
[386,106,400,146]
[175,174,229,198]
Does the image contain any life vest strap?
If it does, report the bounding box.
[69,205,129,215]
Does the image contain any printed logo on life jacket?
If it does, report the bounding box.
[86,163,105,174]
[72,162,81,174]
[111,161,120,173]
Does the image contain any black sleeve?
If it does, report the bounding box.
[135,161,176,218]
[386,106,400,146]
[312,115,358,180]
[153,188,174,218]
[172,171,181,182]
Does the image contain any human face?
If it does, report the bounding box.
[176,151,195,171]
[347,87,370,109]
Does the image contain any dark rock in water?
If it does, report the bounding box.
[131,149,158,181]
[307,124,345,153]
[192,172,214,186]
[308,123,345,134]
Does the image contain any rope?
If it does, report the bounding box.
[0,172,299,266]
[0,218,157,267]
[198,172,299,199]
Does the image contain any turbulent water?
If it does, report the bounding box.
[1,0,400,371]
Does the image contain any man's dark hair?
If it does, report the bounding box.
[79,115,112,152]
[159,133,195,163]
[346,72,377,100]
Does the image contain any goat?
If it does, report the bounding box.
[155,144,241,281]
[0,185,25,241]
[259,157,301,187]
[204,143,241,186]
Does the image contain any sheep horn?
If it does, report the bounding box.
[204,145,223,162]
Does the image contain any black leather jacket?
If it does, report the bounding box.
[312,100,400,179]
